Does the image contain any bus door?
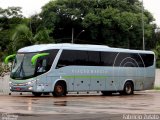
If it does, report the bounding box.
[35,58,50,92]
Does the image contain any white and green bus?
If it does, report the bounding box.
[5,43,155,96]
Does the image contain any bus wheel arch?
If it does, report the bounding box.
[120,80,134,95]
[52,80,67,97]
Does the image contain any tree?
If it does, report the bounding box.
[0,7,24,61]
[11,24,54,52]
[0,7,22,18]
[153,45,160,68]
[33,28,53,44]
[153,28,160,67]
[11,24,33,52]
[40,0,156,49]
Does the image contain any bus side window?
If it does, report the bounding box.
[56,50,88,68]
[140,54,154,67]
[88,51,100,66]
[56,50,76,68]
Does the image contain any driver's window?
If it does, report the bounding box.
[37,59,47,73]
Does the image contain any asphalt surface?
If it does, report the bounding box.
[0,91,160,120]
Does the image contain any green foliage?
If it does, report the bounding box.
[154,86,160,90]
[153,45,160,68]
[0,7,24,61]
[11,24,33,52]
[0,7,55,61]
[34,29,53,44]
[40,0,155,49]
[152,28,160,68]
[11,24,54,52]
[0,63,10,77]
[0,7,22,18]
[0,0,158,66]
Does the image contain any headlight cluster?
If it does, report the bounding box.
[9,80,36,86]
[26,80,35,85]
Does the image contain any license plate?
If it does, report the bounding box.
[16,88,21,90]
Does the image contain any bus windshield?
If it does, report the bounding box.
[10,53,37,79]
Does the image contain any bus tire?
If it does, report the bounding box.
[32,92,42,97]
[120,81,134,95]
[43,92,50,95]
[52,82,66,97]
[101,91,112,96]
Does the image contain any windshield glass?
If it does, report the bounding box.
[10,49,59,80]
[11,53,37,79]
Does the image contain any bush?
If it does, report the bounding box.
[0,62,10,77]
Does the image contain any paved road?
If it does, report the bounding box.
[0,91,160,120]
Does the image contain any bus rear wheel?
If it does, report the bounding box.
[52,82,66,97]
[32,92,42,97]
[120,81,134,95]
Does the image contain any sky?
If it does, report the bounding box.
[0,0,160,26]
[143,0,160,26]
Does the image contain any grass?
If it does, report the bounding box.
[154,86,160,90]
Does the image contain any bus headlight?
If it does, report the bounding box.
[28,87,33,90]
[27,82,32,85]
[27,81,35,85]
[9,82,13,86]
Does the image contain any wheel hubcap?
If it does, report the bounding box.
[56,85,63,93]
[126,85,132,94]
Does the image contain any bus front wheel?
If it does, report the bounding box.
[120,81,134,95]
[52,82,66,97]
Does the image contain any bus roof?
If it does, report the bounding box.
[18,43,154,54]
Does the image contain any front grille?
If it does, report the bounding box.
[11,83,26,86]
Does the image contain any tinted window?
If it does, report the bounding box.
[57,50,76,68]
[114,53,130,67]
[57,50,88,68]
[140,54,154,67]
[114,53,154,67]
[130,53,144,67]
[45,49,59,71]
[57,50,154,68]
[88,51,100,66]
[74,50,88,65]
[35,49,59,75]
[100,52,117,66]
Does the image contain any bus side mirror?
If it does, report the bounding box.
[4,54,16,64]
[31,53,49,66]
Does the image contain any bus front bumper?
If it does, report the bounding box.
[10,86,34,92]
[9,81,35,92]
